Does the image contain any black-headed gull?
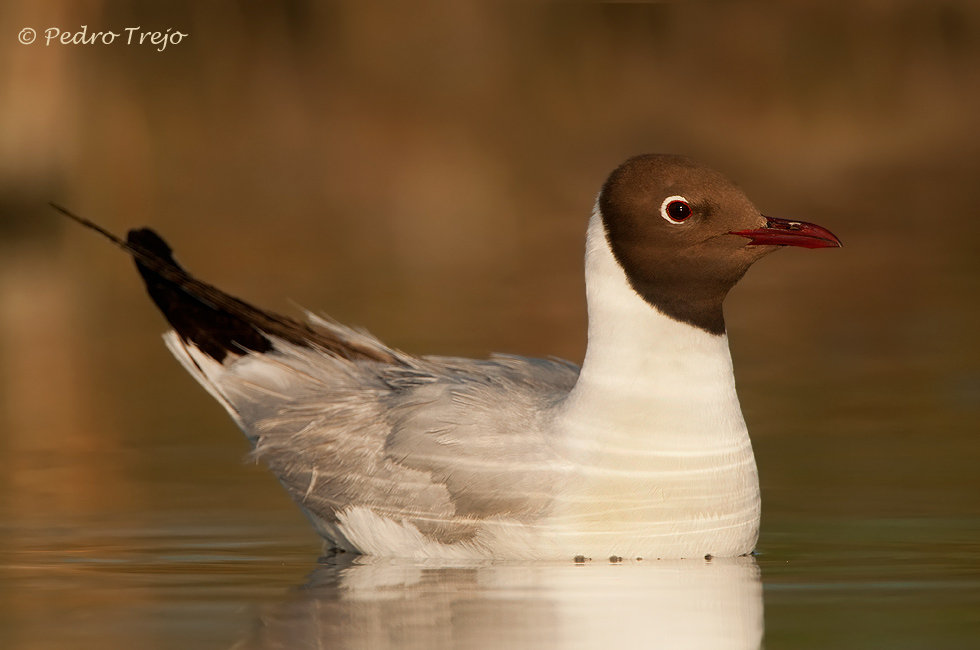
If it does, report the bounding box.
[60,154,841,560]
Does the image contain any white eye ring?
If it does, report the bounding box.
[660,195,693,224]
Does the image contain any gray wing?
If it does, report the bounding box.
[210,336,579,545]
[75,221,580,547]
[382,353,579,519]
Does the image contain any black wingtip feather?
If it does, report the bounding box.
[126,228,273,363]
[127,228,175,263]
[58,204,404,366]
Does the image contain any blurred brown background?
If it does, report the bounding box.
[1,0,978,573]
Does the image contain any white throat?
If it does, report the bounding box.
[548,210,760,558]
[561,210,751,453]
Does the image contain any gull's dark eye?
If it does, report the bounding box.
[667,201,691,221]
[660,195,692,224]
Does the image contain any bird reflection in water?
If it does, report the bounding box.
[233,554,763,650]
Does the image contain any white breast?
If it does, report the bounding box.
[545,211,760,559]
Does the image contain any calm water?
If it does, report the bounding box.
[1,445,978,650]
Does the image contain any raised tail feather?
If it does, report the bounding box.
[53,203,405,366]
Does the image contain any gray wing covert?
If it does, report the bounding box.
[381,354,580,521]
[244,344,579,546]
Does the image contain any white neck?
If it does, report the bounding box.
[547,209,760,559]
[560,211,750,455]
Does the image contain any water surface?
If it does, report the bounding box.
[2,445,977,649]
